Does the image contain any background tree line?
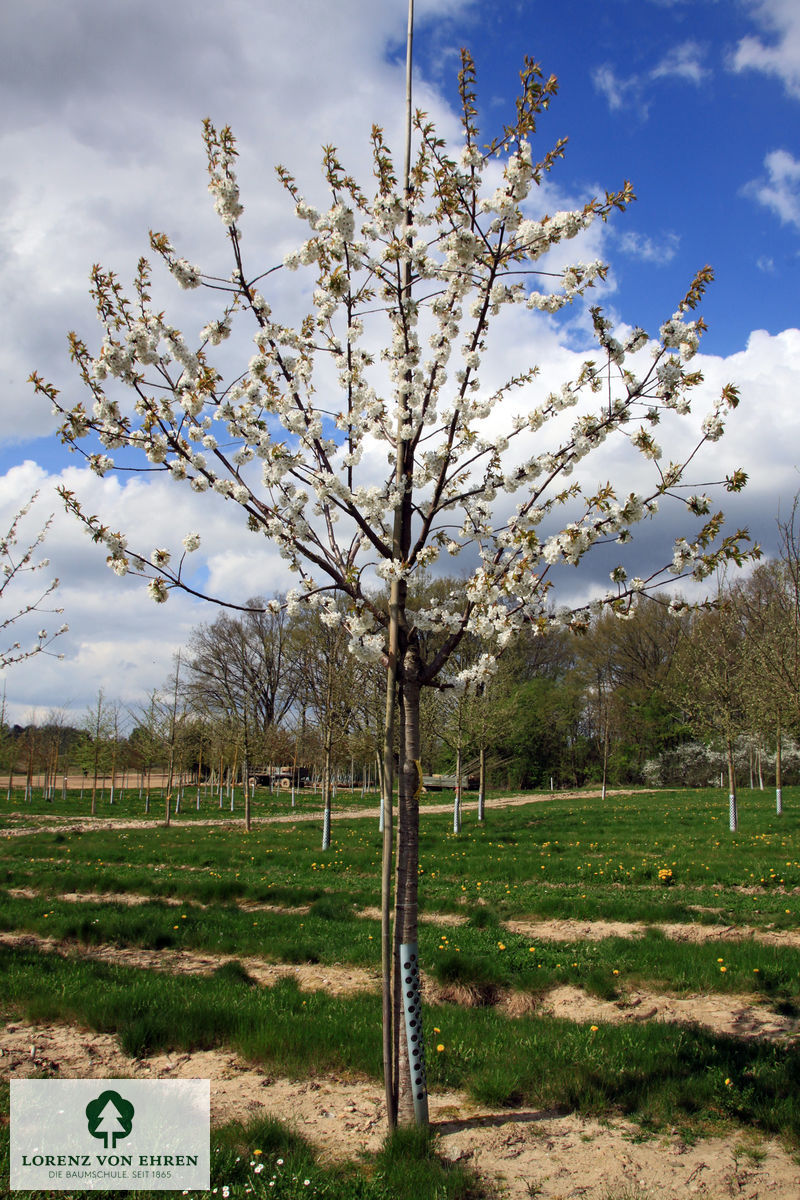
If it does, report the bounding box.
[4,515,800,800]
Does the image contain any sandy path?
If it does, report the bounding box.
[2,788,639,838]
[2,1018,799,1200]
[3,929,798,1043]
[15,886,798,950]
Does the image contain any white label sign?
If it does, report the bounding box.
[10,1079,210,1191]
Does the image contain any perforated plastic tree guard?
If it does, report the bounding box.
[400,941,429,1124]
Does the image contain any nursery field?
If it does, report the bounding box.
[0,779,389,823]
[2,786,800,1200]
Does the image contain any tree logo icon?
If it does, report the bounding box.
[85,1090,135,1149]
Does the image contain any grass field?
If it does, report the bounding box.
[2,785,799,1197]
[0,780,387,822]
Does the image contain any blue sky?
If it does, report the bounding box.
[414,0,799,356]
[1,0,798,722]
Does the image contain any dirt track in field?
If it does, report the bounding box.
[3,1014,800,1200]
[2,927,798,1044]
[0,787,639,837]
[10,882,800,951]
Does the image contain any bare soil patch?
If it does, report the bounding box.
[538,984,799,1041]
[2,1019,799,1200]
[503,915,800,950]
[0,931,376,997]
[11,888,800,950]
[3,929,797,1043]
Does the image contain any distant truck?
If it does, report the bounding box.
[421,772,478,792]
[251,765,313,789]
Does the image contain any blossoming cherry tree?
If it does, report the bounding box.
[32,47,755,1127]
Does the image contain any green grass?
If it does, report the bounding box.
[1,943,799,1147]
[2,786,800,1151]
[0,782,385,825]
[2,888,798,1002]
[2,787,798,931]
[0,780,479,826]
[0,786,798,1005]
[0,1085,486,1200]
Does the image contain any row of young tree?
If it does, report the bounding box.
[5,513,800,819]
[171,512,800,814]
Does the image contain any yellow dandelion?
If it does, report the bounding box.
[436,1044,445,1052]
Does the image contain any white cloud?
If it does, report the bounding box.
[0,0,470,445]
[732,0,800,98]
[650,41,710,84]
[591,65,642,114]
[744,148,800,227]
[592,42,710,117]
[615,230,681,264]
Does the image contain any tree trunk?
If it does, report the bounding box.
[322,730,332,850]
[382,0,425,1131]
[726,737,738,832]
[110,740,117,805]
[776,715,783,816]
[478,744,486,823]
[379,614,398,1128]
[165,739,174,828]
[393,643,429,1127]
[230,747,238,811]
[453,743,462,833]
[91,747,98,817]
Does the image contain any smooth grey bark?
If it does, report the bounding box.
[726,737,738,832]
[776,714,783,815]
[393,642,428,1127]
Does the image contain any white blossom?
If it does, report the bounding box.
[169,258,202,289]
[147,578,169,603]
